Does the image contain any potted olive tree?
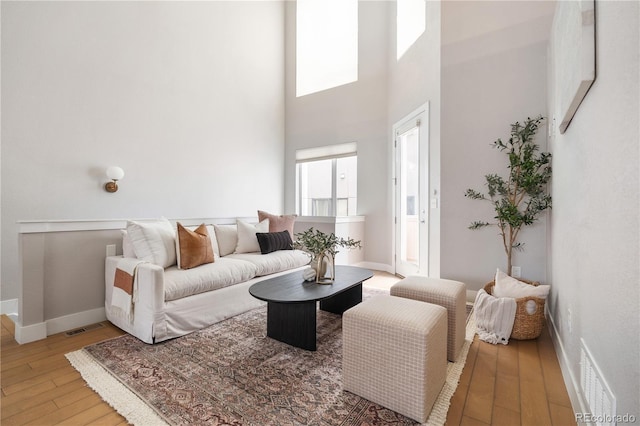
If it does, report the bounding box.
[465,115,552,275]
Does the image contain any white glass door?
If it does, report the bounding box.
[394,107,428,277]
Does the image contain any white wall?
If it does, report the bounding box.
[284,1,391,266]
[548,0,639,417]
[387,0,441,276]
[440,1,554,289]
[1,2,286,302]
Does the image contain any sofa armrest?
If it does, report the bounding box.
[105,256,166,343]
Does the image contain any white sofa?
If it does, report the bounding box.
[105,219,309,344]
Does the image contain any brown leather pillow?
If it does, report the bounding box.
[257,210,297,238]
[176,223,214,269]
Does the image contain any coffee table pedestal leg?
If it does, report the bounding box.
[320,283,362,314]
[267,301,317,351]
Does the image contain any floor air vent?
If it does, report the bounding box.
[65,322,104,337]
[580,339,616,425]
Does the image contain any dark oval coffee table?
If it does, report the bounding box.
[249,265,373,351]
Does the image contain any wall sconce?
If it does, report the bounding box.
[104,166,125,193]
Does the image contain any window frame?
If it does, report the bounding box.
[295,150,357,217]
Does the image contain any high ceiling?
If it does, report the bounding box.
[441,0,557,45]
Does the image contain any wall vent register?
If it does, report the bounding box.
[580,339,616,425]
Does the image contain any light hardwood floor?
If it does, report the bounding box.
[1,273,576,425]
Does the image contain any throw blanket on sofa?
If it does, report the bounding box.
[474,288,517,345]
[112,258,146,323]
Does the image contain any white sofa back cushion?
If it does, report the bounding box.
[126,218,176,268]
[214,224,238,257]
[235,219,269,254]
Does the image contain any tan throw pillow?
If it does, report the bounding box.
[176,223,214,269]
[258,210,297,238]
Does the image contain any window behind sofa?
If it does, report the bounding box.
[295,142,357,217]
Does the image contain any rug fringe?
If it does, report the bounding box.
[65,349,169,426]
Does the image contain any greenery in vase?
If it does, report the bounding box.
[292,227,362,259]
[464,115,552,275]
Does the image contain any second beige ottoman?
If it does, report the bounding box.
[342,295,447,423]
[391,276,467,362]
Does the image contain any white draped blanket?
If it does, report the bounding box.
[474,289,516,345]
[111,258,146,323]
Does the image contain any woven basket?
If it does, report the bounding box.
[484,279,545,340]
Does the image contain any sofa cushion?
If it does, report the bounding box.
[214,224,238,257]
[163,257,258,301]
[176,223,215,269]
[235,219,269,254]
[256,231,293,254]
[126,218,176,268]
[226,250,310,276]
[258,210,297,238]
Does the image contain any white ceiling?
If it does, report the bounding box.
[442,0,558,45]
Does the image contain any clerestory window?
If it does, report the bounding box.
[296,0,358,97]
[397,0,426,60]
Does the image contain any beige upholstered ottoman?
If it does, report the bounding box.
[342,295,447,423]
[391,276,466,362]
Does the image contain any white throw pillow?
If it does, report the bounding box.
[126,218,176,268]
[235,219,269,254]
[214,224,238,257]
[206,225,220,257]
[120,230,136,258]
[493,269,550,300]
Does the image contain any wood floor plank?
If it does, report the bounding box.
[91,411,129,426]
[24,394,104,426]
[493,340,520,412]
[0,400,59,426]
[549,401,577,426]
[458,336,480,388]
[52,369,83,387]
[447,383,469,425]
[492,404,521,425]
[463,341,498,424]
[53,385,100,408]
[53,401,115,425]
[460,415,491,426]
[2,366,77,396]
[1,379,87,419]
[0,364,33,384]
[518,339,552,426]
[540,353,573,408]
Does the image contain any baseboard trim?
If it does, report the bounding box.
[15,321,47,344]
[46,307,107,336]
[355,261,393,274]
[14,307,107,344]
[546,310,585,416]
[0,298,18,316]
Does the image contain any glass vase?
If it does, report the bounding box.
[315,252,335,284]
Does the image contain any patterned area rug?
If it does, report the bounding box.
[67,290,476,425]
